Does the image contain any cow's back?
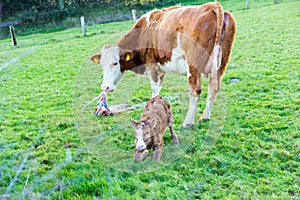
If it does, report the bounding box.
[155,3,223,69]
[140,96,170,129]
[117,2,235,75]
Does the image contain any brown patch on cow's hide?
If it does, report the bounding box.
[188,64,202,96]
[219,11,236,78]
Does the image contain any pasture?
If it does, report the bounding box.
[1,1,299,199]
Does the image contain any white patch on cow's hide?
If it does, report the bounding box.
[135,128,146,150]
[100,46,122,91]
[158,33,188,75]
[203,44,222,76]
[142,10,155,26]
[149,76,162,97]
[186,65,191,80]
[100,46,120,67]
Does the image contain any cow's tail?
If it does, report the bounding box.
[213,2,224,47]
[211,2,224,90]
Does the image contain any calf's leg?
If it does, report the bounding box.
[169,126,179,145]
[167,109,179,145]
[153,145,163,161]
[153,138,164,161]
[134,149,148,162]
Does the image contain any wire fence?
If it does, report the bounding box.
[0,0,298,40]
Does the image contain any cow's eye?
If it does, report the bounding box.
[112,62,118,66]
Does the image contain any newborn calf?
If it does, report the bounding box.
[130,96,179,161]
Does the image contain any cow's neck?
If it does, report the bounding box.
[119,50,141,72]
[117,43,145,74]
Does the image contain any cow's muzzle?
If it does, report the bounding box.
[101,85,114,92]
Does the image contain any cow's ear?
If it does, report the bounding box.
[130,118,138,127]
[91,54,101,64]
[120,50,134,62]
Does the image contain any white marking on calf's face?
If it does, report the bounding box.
[100,46,123,91]
[135,128,147,151]
[131,119,152,151]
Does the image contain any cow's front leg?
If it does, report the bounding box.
[147,66,165,97]
[183,67,201,128]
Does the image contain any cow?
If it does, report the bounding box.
[91,2,236,127]
[130,95,179,161]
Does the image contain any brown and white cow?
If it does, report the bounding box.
[91,2,236,127]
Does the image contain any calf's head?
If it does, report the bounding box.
[130,118,155,151]
[91,46,134,92]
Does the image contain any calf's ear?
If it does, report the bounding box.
[91,54,101,64]
[120,50,134,62]
[130,118,138,127]
[147,118,156,126]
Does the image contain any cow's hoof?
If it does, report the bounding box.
[199,116,210,122]
[182,123,194,128]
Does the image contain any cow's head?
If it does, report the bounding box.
[91,46,134,92]
[130,118,155,151]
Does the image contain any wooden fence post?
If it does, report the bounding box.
[274,0,281,4]
[132,10,137,23]
[80,16,86,36]
[9,26,17,46]
[246,0,249,9]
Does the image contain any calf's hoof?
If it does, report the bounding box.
[134,150,148,162]
[172,136,179,145]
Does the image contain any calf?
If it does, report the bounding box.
[130,96,179,161]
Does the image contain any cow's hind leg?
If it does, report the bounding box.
[201,45,222,121]
[200,76,220,121]
[183,66,201,128]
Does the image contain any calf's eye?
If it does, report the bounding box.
[112,62,118,66]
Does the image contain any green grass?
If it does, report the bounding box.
[1,1,299,199]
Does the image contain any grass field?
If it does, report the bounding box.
[1,1,299,199]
